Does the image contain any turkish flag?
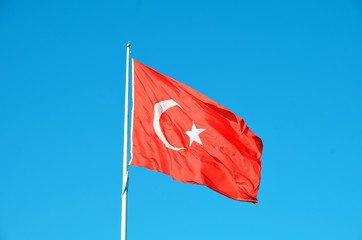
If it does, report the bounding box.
[130,60,263,204]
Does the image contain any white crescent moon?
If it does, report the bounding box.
[153,99,185,151]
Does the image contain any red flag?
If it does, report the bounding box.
[130,60,263,204]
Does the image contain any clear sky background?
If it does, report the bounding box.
[1,0,362,239]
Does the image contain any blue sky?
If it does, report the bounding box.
[1,0,362,239]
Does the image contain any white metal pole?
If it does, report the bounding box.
[121,42,131,240]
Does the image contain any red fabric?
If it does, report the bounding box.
[130,59,263,204]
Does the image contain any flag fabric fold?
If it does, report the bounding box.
[130,59,263,204]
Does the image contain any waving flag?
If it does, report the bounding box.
[130,59,263,204]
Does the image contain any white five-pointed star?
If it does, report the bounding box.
[185,123,206,147]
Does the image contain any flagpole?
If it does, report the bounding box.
[121,41,131,240]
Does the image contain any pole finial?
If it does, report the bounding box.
[127,41,131,47]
